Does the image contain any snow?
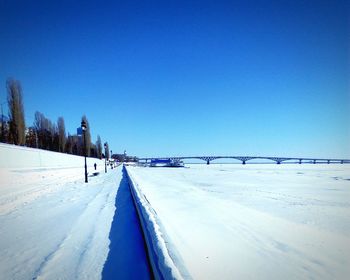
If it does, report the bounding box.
[126,164,350,280]
[0,142,104,169]
[127,169,189,280]
[2,142,350,280]
[0,144,150,280]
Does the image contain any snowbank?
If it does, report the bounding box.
[0,143,103,169]
[125,166,190,280]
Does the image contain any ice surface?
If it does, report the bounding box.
[126,164,350,280]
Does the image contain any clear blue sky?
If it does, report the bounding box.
[0,0,349,158]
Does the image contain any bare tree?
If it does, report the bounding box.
[57,117,66,153]
[96,135,102,159]
[52,123,59,152]
[0,115,9,143]
[33,111,58,151]
[0,102,8,143]
[90,143,97,158]
[65,133,73,154]
[65,134,81,155]
[34,111,45,149]
[7,79,26,145]
[25,126,37,148]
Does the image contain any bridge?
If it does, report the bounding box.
[138,156,350,165]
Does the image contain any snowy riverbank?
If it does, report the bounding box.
[0,145,151,280]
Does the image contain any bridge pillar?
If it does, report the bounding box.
[207,159,210,165]
[242,160,246,165]
[327,160,330,164]
[313,160,316,164]
[299,159,302,164]
[276,161,281,164]
[341,160,344,164]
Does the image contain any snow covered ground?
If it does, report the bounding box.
[0,144,150,280]
[2,142,350,280]
[126,164,350,280]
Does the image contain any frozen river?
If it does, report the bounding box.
[126,164,350,279]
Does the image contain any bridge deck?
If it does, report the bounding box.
[138,156,350,164]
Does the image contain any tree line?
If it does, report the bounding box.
[1,78,109,159]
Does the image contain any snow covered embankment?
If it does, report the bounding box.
[125,167,189,280]
[0,142,103,169]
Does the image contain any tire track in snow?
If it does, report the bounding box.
[31,235,67,280]
[75,189,116,279]
[33,174,115,279]
[32,169,119,280]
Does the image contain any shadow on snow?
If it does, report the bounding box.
[102,168,152,280]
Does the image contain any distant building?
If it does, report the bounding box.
[77,127,83,136]
[111,153,138,162]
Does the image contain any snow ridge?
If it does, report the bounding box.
[125,167,189,280]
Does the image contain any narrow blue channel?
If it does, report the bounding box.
[102,168,152,280]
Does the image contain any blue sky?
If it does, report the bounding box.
[0,0,349,158]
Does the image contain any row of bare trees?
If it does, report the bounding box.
[1,78,107,159]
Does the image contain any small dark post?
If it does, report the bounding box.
[207,159,210,165]
[0,102,5,142]
[242,160,246,165]
[81,120,88,183]
[104,143,107,173]
[299,159,302,164]
[313,159,316,164]
[327,160,330,164]
[110,150,113,168]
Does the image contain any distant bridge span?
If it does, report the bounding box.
[138,156,350,165]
